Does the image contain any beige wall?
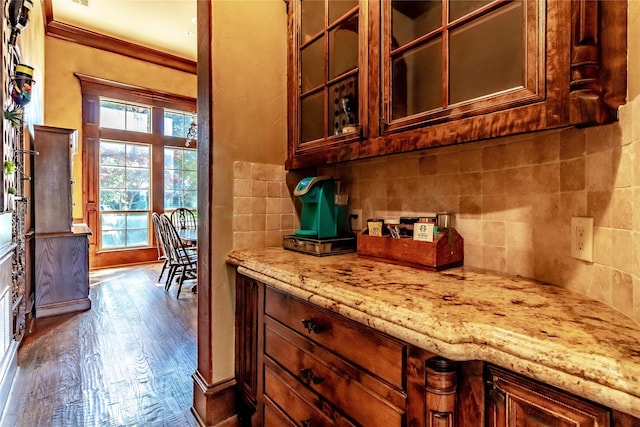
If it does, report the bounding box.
[43,37,197,219]
[210,1,287,382]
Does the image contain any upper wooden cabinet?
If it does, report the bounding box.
[285,0,627,170]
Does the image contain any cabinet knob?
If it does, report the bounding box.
[300,368,324,385]
[301,419,312,427]
[301,318,322,334]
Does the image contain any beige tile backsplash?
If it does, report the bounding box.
[318,96,640,324]
[233,161,296,250]
[234,96,640,324]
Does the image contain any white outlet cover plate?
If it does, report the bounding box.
[571,216,594,262]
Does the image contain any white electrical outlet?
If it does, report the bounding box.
[571,216,594,262]
[349,209,363,231]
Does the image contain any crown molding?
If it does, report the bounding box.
[42,0,196,74]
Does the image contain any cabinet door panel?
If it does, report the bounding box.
[486,365,610,427]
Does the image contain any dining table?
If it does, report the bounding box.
[177,228,198,246]
[177,228,198,293]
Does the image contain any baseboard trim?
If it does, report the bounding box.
[35,298,91,318]
[192,370,238,427]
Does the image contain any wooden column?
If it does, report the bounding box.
[425,356,457,427]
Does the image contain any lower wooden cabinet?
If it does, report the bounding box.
[234,272,640,427]
[34,229,91,318]
[485,365,610,427]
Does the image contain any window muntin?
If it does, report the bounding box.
[163,109,196,138]
[99,98,151,133]
[164,147,197,212]
[99,140,151,250]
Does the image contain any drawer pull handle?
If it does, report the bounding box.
[301,419,312,427]
[300,368,324,385]
[301,318,322,334]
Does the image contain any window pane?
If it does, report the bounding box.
[183,171,197,191]
[127,212,149,229]
[183,150,197,170]
[99,101,126,130]
[126,168,150,190]
[164,111,185,137]
[102,230,125,249]
[329,15,358,79]
[99,99,151,133]
[392,38,442,119]
[99,140,151,249]
[100,191,124,211]
[329,0,357,25]
[301,38,325,93]
[165,191,181,209]
[184,192,198,210]
[165,170,182,190]
[126,144,150,167]
[329,76,358,136]
[99,142,125,166]
[301,91,325,142]
[392,1,441,48]
[449,1,523,104]
[102,213,126,230]
[449,0,494,22]
[125,190,149,211]
[126,105,151,133]
[126,229,148,247]
[164,110,196,138]
[163,147,198,213]
[301,0,324,44]
[99,166,124,189]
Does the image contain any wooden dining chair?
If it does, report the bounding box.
[160,213,197,298]
[152,212,169,283]
[170,208,197,230]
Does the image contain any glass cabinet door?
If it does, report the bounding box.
[296,0,363,146]
[383,0,543,133]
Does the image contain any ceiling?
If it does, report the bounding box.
[49,0,197,61]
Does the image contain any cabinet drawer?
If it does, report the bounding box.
[265,286,405,388]
[265,318,405,427]
[265,359,357,427]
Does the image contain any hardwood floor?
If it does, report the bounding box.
[0,263,198,426]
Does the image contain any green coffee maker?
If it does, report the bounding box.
[294,176,338,239]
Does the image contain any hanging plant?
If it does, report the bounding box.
[4,161,16,175]
[3,105,23,128]
[7,187,16,195]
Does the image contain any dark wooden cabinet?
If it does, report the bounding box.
[234,271,640,427]
[32,126,91,318]
[285,0,627,170]
[235,272,455,427]
[34,226,91,318]
[485,365,610,427]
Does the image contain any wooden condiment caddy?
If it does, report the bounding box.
[357,228,464,271]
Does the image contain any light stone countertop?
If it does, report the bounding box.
[227,247,640,419]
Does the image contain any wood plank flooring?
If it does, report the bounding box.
[0,263,197,426]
